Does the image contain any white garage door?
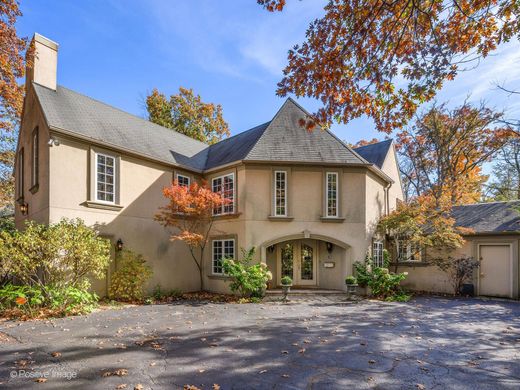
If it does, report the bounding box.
[479,244,512,298]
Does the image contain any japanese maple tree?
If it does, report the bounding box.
[258,0,520,132]
[155,180,229,290]
[146,87,230,144]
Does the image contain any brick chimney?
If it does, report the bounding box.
[26,33,58,91]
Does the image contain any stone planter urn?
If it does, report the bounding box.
[345,276,358,300]
[280,276,293,302]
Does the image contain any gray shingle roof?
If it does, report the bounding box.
[34,85,371,171]
[244,99,367,165]
[33,83,208,168]
[452,201,520,234]
[353,139,393,168]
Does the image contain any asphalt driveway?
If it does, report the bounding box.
[0,295,519,389]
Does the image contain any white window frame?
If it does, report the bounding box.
[212,238,235,275]
[397,240,422,262]
[31,128,39,188]
[326,172,339,217]
[274,170,287,216]
[17,148,24,199]
[94,152,117,204]
[176,173,191,187]
[212,173,235,215]
[373,240,384,268]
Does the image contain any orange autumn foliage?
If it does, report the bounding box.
[155,180,230,290]
[258,0,520,133]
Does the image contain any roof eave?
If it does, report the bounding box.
[48,125,203,174]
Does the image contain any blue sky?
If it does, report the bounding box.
[17,0,520,146]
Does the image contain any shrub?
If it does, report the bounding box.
[433,256,480,295]
[281,276,292,286]
[109,250,153,301]
[152,285,182,301]
[354,254,408,300]
[0,219,110,292]
[222,247,272,298]
[0,283,98,317]
[345,275,357,285]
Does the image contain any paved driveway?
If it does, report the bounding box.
[0,296,519,389]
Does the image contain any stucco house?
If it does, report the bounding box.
[14,34,520,299]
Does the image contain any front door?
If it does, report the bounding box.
[278,240,317,286]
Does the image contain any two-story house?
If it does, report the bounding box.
[15,33,404,295]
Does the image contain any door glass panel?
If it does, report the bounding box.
[281,243,293,280]
[301,244,313,280]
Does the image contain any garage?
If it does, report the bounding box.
[478,244,513,298]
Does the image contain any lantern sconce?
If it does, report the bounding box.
[326,242,334,254]
[267,245,275,253]
[19,202,29,215]
[116,238,124,252]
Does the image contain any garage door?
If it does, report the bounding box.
[479,245,512,298]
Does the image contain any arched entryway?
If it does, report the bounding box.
[260,233,351,290]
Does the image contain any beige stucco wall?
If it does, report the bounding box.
[201,164,397,293]
[46,135,200,294]
[14,87,50,227]
[381,145,404,210]
[397,235,520,299]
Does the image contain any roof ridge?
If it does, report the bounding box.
[353,138,393,151]
[52,83,209,148]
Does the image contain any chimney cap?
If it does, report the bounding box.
[33,33,59,51]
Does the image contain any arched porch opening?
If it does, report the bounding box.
[259,232,351,290]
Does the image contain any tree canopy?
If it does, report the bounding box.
[258,0,520,132]
[146,87,230,144]
[0,0,31,208]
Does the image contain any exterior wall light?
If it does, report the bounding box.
[268,245,275,253]
[326,242,334,253]
[116,238,124,251]
[19,202,29,215]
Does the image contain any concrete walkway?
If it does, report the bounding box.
[0,296,519,389]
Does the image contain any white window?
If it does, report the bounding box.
[274,170,287,216]
[176,174,190,187]
[212,173,234,215]
[95,153,116,203]
[373,241,384,268]
[326,172,338,217]
[397,240,421,262]
[212,239,235,274]
[17,148,24,198]
[31,128,39,188]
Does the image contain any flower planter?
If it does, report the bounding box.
[346,283,358,299]
[281,284,292,302]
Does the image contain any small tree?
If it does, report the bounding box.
[155,180,229,291]
[434,256,481,295]
[109,250,153,301]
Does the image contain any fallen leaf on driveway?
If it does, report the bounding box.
[184,385,201,390]
[368,360,376,364]
[298,348,306,354]
[416,384,425,390]
[34,378,47,383]
[281,374,290,378]
[212,385,221,390]
[102,369,128,377]
[116,385,127,389]
[51,352,61,358]
[259,370,267,374]
[281,350,289,354]
[134,385,144,390]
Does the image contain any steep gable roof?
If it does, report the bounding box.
[244,99,367,165]
[33,83,208,169]
[353,139,393,168]
[452,201,520,234]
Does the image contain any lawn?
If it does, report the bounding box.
[0,296,519,389]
